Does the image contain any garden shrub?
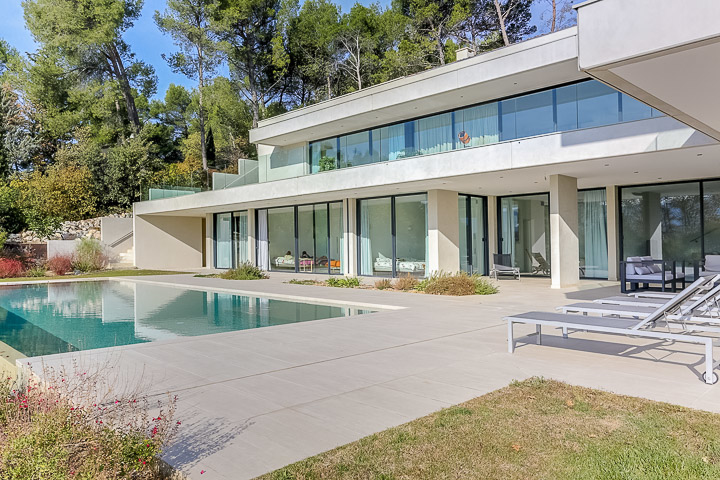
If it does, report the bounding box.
[73,238,109,273]
[421,272,499,296]
[393,274,418,291]
[473,276,499,295]
[0,258,24,278]
[288,278,317,285]
[325,277,360,288]
[46,255,74,276]
[0,364,179,479]
[25,265,47,278]
[219,262,268,280]
[374,279,392,290]
[0,228,7,248]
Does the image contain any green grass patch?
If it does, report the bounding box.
[0,269,188,283]
[260,378,720,480]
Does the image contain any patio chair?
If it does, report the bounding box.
[505,276,720,384]
[490,254,520,280]
[525,249,550,275]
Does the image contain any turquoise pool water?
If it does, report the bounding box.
[0,281,374,357]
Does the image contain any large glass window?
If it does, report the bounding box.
[577,81,619,128]
[329,202,344,274]
[233,211,249,265]
[620,183,701,265]
[215,213,233,269]
[416,113,452,155]
[704,181,720,255]
[256,203,343,274]
[268,207,296,271]
[395,194,428,277]
[310,138,338,173]
[499,194,551,275]
[309,80,662,174]
[514,89,555,138]
[459,195,487,275]
[359,194,428,277]
[359,197,393,277]
[578,190,608,279]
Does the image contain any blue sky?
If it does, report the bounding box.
[2,0,559,100]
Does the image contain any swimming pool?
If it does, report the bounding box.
[0,281,374,357]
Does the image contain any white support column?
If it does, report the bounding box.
[345,198,358,276]
[550,175,579,288]
[486,195,498,260]
[247,208,257,266]
[428,190,460,274]
[605,186,619,281]
[205,213,214,268]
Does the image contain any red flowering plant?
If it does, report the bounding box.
[0,360,180,479]
[46,254,74,276]
[0,258,25,278]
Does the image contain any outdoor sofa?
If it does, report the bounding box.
[619,256,691,293]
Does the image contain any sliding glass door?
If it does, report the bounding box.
[256,202,344,274]
[233,211,249,265]
[358,194,428,277]
[499,194,551,275]
[458,195,487,275]
[578,190,608,278]
[215,213,233,269]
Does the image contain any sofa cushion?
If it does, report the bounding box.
[706,255,720,272]
[649,264,662,273]
[635,266,652,275]
[626,256,643,276]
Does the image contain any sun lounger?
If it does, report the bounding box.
[594,296,666,308]
[505,276,720,384]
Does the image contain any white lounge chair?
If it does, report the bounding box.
[505,276,720,384]
[490,254,519,280]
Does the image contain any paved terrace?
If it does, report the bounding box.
[20,273,720,479]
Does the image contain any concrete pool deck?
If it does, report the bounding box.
[15,272,720,479]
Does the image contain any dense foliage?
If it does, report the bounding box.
[0,0,574,241]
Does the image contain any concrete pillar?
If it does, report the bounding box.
[427,190,460,274]
[345,198,358,276]
[550,175,579,288]
[205,213,214,268]
[135,214,204,270]
[606,186,619,280]
[487,195,498,261]
[248,208,257,266]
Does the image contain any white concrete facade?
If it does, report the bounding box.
[132,4,720,287]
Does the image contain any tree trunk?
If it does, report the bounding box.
[197,46,208,172]
[551,0,557,32]
[494,0,511,46]
[355,36,362,90]
[327,73,332,100]
[107,44,141,129]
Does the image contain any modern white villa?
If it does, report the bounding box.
[132,0,720,289]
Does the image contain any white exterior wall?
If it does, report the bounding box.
[135,214,204,270]
[427,190,460,274]
[550,175,579,288]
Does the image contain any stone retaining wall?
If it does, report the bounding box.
[7,213,132,244]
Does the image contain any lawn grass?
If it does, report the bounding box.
[0,269,189,283]
[261,378,720,480]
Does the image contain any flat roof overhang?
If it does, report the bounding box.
[250,28,585,147]
[136,116,719,218]
[576,0,720,141]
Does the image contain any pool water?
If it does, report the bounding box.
[0,281,374,357]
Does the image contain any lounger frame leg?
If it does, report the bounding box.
[705,339,717,384]
[507,321,514,353]
[536,324,542,345]
[562,326,568,339]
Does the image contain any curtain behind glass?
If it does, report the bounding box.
[580,190,608,278]
[233,212,249,266]
[257,209,269,270]
[416,113,452,155]
[359,202,374,274]
[215,213,232,269]
[383,124,406,161]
